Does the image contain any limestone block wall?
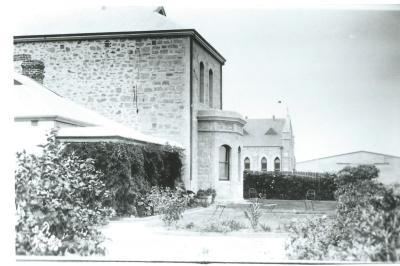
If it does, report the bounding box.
[192,41,222,110]
[242,146,282,171]
[14,36,192,188]
[197,110,246,200]
[189,41,224,192]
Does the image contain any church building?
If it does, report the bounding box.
[242,115,295,172]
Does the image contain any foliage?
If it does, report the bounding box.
[200,219,247,233]
[286,165,400,262]
[196,188,217,207]
[146,186,189,226]
[15,131,114,256]
[259,223,272,232]
[244,199,263,230]
[63,142,183,216]
[243,171,336,200]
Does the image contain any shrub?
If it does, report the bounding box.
[200,219,246,233]
[15,131,114,256]
[195,188,217,207]
[286,165,400,262]
[63,142,183,216]
[260,223,272,232]
[146,186,189,226]
[244,199,263,230]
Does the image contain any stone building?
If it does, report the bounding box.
[242,115,295,172]
[296,151,400,185]
[14,6,246,200]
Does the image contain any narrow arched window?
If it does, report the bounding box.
[199,62,205,103]
[219,145,231,180]
[274,157,281,171]
[261,157,267,171]
[209,69,213,107]
[244,157,250,170]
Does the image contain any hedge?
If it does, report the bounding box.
[63,142,183,216]
[243,171,337,200]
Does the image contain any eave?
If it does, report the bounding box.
[13,29,226,65]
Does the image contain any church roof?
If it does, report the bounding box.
[243,118,286,147]
[14,5,226,64]
[13,73,183,148]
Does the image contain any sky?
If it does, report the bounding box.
[164,5,400,161]
[9,1,400,162]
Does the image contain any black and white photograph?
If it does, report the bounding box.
[9,0,400,264]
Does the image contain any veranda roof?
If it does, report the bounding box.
[13,73,183,148]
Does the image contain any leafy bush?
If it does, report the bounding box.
[15,132,114,256]
[259,223,272,232]
[243,171,336,200]
[146,186,189,226]
[200,219,246,233]
[63,142,183,216]
[195,188,217,207]
[244,199,263,230]
[286,165,400,262]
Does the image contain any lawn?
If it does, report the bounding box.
[100,199,337,261]
[174,199,337,233]
[137,199,337,235]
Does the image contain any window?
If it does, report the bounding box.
[209,69,213,107]
[199,62,205,103]
[261,157,267,171]
[274,157,281,171]
[244,157,250,170]
[219,145,231,180]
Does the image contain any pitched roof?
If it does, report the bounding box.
[297,150,400,163]
[13,73,182,148]
[14,6,181,36]
[243,118,286,147]
[14,5,226,64]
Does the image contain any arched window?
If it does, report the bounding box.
[199,62,205,103]
[274,157,281,171]
[219,145,231,180]
[261,157,267,171]
[244,157,250,170]
[209,69,213,108]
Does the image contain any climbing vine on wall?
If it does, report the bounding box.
[63,142,183,216]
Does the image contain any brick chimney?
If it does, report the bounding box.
[21,60,45,84]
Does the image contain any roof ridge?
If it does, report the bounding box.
[297,150,400,163]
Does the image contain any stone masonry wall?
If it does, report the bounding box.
[197,129,243,200]
[14,37,192,188]
[190,41,223,191]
